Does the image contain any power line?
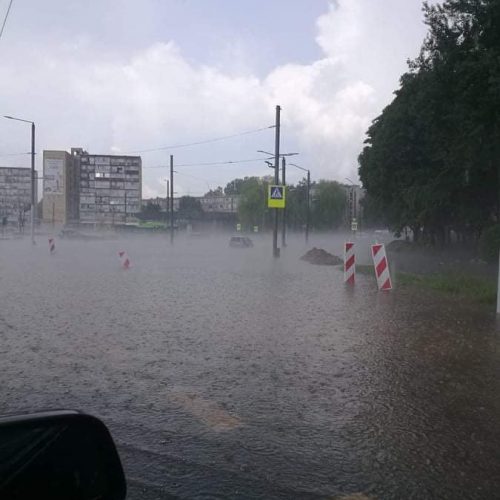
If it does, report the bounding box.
[124,125,275,154]
[0,0,14,40]
[0,151,29,157]
[143,157,273,169]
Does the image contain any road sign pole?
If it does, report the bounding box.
[273,105,281,258]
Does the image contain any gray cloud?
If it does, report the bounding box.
[0,0,428,196]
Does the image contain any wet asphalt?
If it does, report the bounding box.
[1,231,500,499]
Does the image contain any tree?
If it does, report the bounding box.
[178,196,203,221]
[138,202,163,221]
[236,177,272,229]
[204,186,224,197]
[359,0,500,245]
[224,178,246,195]
[311,180,346,230]
[286,178,309,230]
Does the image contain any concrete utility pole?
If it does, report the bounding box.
[290,163,311,245]
[273,105,280,258]
[281,156,286,248]
[306,169,310,245]
[170,155,174,244]
[31,121,35,244]
[4,115,36,244]
[166,180,169,234]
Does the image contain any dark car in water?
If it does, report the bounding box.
[229,236,253,248]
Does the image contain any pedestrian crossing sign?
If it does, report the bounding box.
[268,185,286,208]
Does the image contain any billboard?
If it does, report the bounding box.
[44,158,64,194]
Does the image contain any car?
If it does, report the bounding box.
[229,235,253,248]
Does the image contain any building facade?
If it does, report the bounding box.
[79,154,142,225]
[0,167,36,226]
[42,150,79,225]
[198,195,239,213]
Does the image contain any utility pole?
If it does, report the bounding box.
[289,163,310,245]
[273,105,280,258]
[306,169,310,245]
[170,155,174,244]
[31,122,36,245]
[166,180,169,234]
[281,156,286,248]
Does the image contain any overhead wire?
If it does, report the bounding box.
[0,151,29,157]
[143,157,273,169]
[0,0,14,40]
[124,125,275,154]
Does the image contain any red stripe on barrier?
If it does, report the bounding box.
[376,257,387,276]
[346,242,354,251]
[345,255,355,269]
[372,244,382,256]
[346,274,355,285]
[381,278,392,290]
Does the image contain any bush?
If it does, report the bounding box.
[478,225,500,263]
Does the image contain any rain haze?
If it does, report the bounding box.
[1,1,500,500]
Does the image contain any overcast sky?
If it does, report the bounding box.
[0,0,429,197]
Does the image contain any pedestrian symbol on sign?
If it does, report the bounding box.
[268,185,286,208]
[271,187,283,199]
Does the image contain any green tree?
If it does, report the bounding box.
[237,177,272,229]
[178,196,203,221]
[204,186,224,197]
[138,202,163,221]
[311,180,346,230]
[359,0,500,245]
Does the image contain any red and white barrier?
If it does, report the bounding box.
[371,243,392,291]
[118,251,131,270]
[48,238,55,255]
[344,242,355,285]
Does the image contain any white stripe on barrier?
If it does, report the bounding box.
[344,242,355,285]
[371,243,392,291]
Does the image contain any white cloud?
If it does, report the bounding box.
[0,1,427,196]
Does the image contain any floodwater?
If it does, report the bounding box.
[1,231,500,499]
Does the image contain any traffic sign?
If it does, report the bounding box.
[268,185,286,208]
[351,218,358,232]
[236,223,241,232]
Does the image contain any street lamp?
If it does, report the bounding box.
[290,163,311,245]
[4,115,36,244]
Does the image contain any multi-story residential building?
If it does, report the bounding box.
[0,167,37,226]
[78,153,141,225]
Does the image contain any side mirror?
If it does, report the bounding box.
[0,410,126,500]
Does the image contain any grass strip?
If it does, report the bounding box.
[396,272,497,305]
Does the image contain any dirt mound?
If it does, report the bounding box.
[301,247,343,266]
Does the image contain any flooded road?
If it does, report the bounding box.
[1,233,500,499]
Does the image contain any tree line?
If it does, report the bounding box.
[358,0,500,245]
[139,176,348,231]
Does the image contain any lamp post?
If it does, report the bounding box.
[4,115,36,244]
[290,163,310,244]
